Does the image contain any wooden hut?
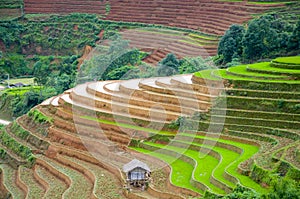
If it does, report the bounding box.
[123,159,151,189]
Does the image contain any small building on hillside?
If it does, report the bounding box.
[8,82,26,88]
[14,82,25,87]
[123,159,151,189]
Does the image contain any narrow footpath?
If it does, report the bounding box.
[0,119,11,125]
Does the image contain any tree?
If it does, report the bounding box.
[266,178,300,199]
[78,38,142,82]
[106,65,136,80]
[203,185,261,199]
[12,90,42,116]
[242,16,271,61]
[120,63,155,79]
[179,57,211,74]
[102,48,141,80]
[218,24,245,63]
[52,73,74,94]
[33,61,49,86]
[157,53,182,76]
[242,15,291,61]
[288,20,300,51]
[59,55,78,76]
[218,14,294,64]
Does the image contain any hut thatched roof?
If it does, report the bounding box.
[123,159,150,173]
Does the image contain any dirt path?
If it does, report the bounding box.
[0,119,11,125]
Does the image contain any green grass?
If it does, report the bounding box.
[194,69,221,81]
[80,108,268,193]
[273,56,300,65]
[189,33,219,41]
[227,64,288,79]
[194,57,300,84]
[0,129,33,161]
[177,140,238,188]
[247,62,300,75]
[187,37,218,45]
[179,133,267,193]
[3,86,41,96]
[216,69,300,83]
[133,147,202,193]
[23,14,55,20]
[76,94,268,194]
[143,142,225,194]
[4,78,35,85]
[133,133,266,194]
[179,133,258,154]
[27,109,53,124]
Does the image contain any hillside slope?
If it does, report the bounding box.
[23,0,287,35]
[0,56,299,198]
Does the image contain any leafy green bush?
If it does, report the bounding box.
[266,178,300,199]
[129,139,140,147]
[294,104,300,111]
[218,14,299,64]
[168,116,187,130]
[10,122,29,140]
[0,148,6,159]
[192,111,209,121]
[27,109,52,124]
[218,24,245,64]
[147,134,170,143]
[203,185,260,199]
[105,2,111,14]
[12,90,42,117]
[251,164,273,185]
[0,130,33,160]
[79,38,146,82]
[157,53,182,76]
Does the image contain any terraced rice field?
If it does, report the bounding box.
[0,55,299,198]
[132,137,264,195]
[119,28,219,61]
[0,0,22,20]
[23,0,286,35]
[195,57,300,84]
[0,164,25,199]
[19,0,294,64]
[1,0,299,197]
[194,56,300,163]
[35,165,68,198]
[23,0,107,15]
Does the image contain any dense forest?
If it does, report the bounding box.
[217,14,300,67]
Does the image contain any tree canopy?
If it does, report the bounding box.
[217,14,299,65]
[218,24,245,63]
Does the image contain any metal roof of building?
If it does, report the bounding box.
[123,159,151,173]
